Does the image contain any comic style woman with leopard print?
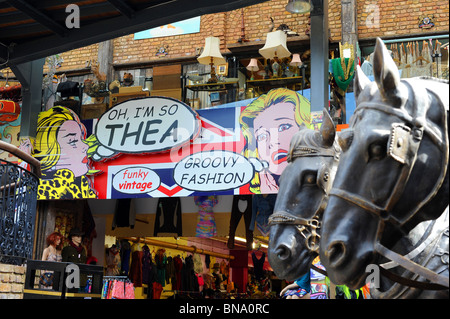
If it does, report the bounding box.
[34,106,98,199]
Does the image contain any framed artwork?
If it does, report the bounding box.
[217,63,228,76]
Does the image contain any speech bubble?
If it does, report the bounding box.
[173,150,255,191]
[94,97,200,159]
[112,166,160,194]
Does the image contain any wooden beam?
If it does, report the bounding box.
[107,0,135,19]
[6,0,67,37]
[124,236,235,260]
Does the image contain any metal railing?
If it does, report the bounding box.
[0,140,41,266]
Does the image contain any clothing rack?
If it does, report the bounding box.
[123,237,235,260]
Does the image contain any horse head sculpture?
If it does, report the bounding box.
[268,109,340,281]
[319,38,449,289]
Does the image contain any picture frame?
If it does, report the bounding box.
[217,63,228,76]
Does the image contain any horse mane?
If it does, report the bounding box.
[417,76,449,85]
[287,126,339,163]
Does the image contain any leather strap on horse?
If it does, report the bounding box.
[311,264,328,277]
[379,266,447,291]
[375,242,449,289]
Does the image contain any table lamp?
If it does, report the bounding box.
[259,30,291,78]
[246,58,259,80]
[197,36,226,83]
[290,53,303,76]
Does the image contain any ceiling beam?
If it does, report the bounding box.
[5,0,269,66]
[6,0,67,37]
[107,0,136,19]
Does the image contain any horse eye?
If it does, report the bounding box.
[303,173,316,185]
[369,143,386,160]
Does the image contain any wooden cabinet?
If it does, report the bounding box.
[109,90,150,108]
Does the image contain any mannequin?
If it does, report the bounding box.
[106,245,121,276]
[40,232,63,289]
[61,228,87,264]
[42,231,63,263]
[61,228,87,289]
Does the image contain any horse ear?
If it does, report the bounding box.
[372,38,401,105]
[320,108,336,148]
[354,65,371,102]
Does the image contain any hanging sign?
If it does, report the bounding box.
[92,96,201,160]
[35,88,312,200]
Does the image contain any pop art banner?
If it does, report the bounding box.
[35,88,311,200]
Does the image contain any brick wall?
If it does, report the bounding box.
[0,263,26,299]
[36,0,450,73]
[357,0,449,39]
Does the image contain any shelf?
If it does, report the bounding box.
[186,81,238,92]
[246,76,302,87]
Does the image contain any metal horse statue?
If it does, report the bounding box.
[268,106,448,298]
[268,109,340,281]
[319,38,449,297]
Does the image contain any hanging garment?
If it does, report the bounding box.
[154,197,182,236]
[228,195,253,249]
[112,198,136,229]
[141,245,152,285]
[129,250,143,287]
[173,255,183,290]
[251,194,277,237]
[106,246,121,276]
[193,253,203,274]
[120,240,131,276]
[155,250,167,287]
[165,256,176,285]
[111,280,125,299]
[204,254,211,269]
[252,251,265,281]
[124,282,135,299]
[152,282,163,299]
[194,196,218,238]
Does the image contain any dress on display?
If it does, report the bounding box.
[194,196,218,238]
[251,194,276,237]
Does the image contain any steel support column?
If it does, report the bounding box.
[10,58,45,138]
[310,0,329,112]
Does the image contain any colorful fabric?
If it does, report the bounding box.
[194,196,218,237]
[294,272,311,293]
[283,287,309,298]
[38,169,96,200]
[331,58,355,93]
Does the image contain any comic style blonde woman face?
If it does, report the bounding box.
[240,88,311,193]
[34,106,89,177]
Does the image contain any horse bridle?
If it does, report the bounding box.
[268,146,339,254]
[329,93,449,289]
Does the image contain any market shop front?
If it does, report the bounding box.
[24,87,314,299]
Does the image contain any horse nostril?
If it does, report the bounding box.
[326,241,347,268]
[275,245,291,261]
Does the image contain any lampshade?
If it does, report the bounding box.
[197,36,226,65]
[259,30,291,60]
[290,53,303,66]
[285,0,313,14]
[246,58,259,72]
